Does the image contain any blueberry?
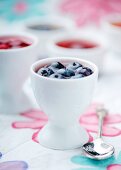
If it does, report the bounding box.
[84,67,93,76]
[78,67,93,76]
[56,68,75,77]
[48,68,54,75]
[37,67,54,77]
[76,66,83,74]
[50,73,64,79]
[71,74,84,79]
[57,68,66,75]
[66,62,82,70]
[82,67,93,76]
[48,66,57,72]
[64,69,75,77]
[50,62,65,69]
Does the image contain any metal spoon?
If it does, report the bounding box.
[82,106,115,160]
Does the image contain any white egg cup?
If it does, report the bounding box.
[47,34,105,71]
[0,33,38,114]
[23,16,75,58]
[102,14,121,55]
[31,57,98,150]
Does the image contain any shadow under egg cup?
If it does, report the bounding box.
[31,57,98,150]
[0,33,38,114]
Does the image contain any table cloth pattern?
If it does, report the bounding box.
[0,0,47,22]
[60,0,121,26]
[1,51,121,170]
[1,1,121,166]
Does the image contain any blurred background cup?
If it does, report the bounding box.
[102,14,121,56]
[47,33,106,72]
[0,32,38,114]
[22,16,75,59]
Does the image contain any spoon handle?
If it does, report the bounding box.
[96,107,108,139]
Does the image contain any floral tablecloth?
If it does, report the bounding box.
[0,36,121,170]
[1,0,121,166]
[0,0,47,22]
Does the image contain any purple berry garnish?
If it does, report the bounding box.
[57,68,66,75]
[78,67,93,76]
[67,62,82,70]
[50,62,65,69]
[64,69,75,77]
[37,67,54,77]
[76,66,83,74]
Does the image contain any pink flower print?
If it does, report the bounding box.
[32,129,41,143]
[60,0,121,26]
[14,2,27,14]
[12,110,48,143]
[107,164,121,170]
[80,104,121,137]
[12,110,48,129]
[12,103,121,143]
[12,109,93,143]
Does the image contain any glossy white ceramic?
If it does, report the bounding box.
[31,57,98,150]
[0,33,38,114]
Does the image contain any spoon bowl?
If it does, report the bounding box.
[82,138,115,160]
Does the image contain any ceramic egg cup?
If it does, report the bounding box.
[0,33,38,114]
[31,57,98,150]
[47,34,105,71]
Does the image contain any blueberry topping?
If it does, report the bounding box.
[48,68,54,75]
[57,68,66,75]
[84,67,93,76]
[37,61,93,79]
[37,67,54,77]
[48,66,57,72]
[50,62,65,69]
[57,68,75,77]
[64,69,75,77]
[78,67,93,76]
[76,66,83,74]
[67,62,82,70]
[50,73,64,79]
[77,68,86,74]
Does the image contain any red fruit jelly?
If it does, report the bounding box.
[56,40,98,49]
[111,22,121,27]
[0,36,32,50]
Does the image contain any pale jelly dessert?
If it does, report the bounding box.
[0,36,31,49]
